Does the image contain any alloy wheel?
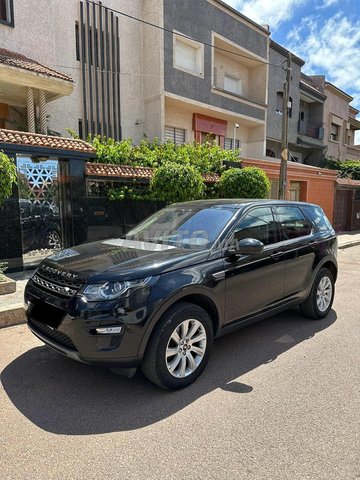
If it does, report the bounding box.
[165,319,207,378]
[316,276,333,312]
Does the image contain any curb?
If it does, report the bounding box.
[0,305,26,329]
[338,240,360,250]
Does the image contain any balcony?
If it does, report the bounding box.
[298,120,324,140]
[0,48,73,133]
[212,35,267,107]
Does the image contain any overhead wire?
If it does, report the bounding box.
[79,0,289,70]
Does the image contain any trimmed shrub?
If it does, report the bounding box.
[220,166,270,199]
[0,151,17,207]
[151,162,205,203]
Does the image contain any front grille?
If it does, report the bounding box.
[32,274,78,298]
[32,265,82,298]
[37,264,82,287]
[29,318,77,351]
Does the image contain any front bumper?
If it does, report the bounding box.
[25,279,152,368]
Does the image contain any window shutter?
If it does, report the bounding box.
[165,127,185,144]
[224,138,240,150]
[176,41,197,72]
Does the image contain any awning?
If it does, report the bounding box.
[297,135,326,149]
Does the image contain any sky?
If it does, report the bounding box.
[222,0,360,116]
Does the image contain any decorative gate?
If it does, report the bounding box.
[333,189,350,232]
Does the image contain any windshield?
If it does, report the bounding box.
[125,205,236,250]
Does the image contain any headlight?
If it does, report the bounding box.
[81,277,152,301]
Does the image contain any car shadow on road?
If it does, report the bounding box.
[1,308,336,435]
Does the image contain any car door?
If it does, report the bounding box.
[223,206,286,324]
[273,205,315,300]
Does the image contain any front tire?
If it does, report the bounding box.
[300,268,335,319]
[141,302,214,390]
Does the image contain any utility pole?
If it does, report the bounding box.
[278,53,292,200]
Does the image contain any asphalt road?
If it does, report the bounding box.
[1,246,359,480]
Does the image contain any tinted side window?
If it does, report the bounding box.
[234,207,277,245]
[275,206,311,240]
[302,206,334,233]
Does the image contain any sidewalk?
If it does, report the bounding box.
[337,230,360,249]
[1,230,360,329]
[0,270,32,328]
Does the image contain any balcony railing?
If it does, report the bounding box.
[298,121,324,140]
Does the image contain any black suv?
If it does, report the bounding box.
[25,200,337,389]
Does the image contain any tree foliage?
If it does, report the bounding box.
[88,136,241,174]
[322,156,360,180]
[220,167,270,199]
[0,151,17,207]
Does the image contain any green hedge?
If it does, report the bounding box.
[151,163,205,203]
[220,167,270,199]
[322,157,360,180]
[88,136,241,175]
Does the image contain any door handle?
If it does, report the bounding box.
[270,251,284,260]
[309,241,318,247]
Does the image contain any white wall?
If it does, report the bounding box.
[0,0,145,139]
[165,105,194,142]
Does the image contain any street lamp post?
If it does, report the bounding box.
[233,123,239,152]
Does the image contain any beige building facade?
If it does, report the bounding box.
[0,0,269,158]
[309,75,360,161]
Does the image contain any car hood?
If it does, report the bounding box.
[40,239,210,283]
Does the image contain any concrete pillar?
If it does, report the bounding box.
[39,90,47,134]
[26,87,35,133]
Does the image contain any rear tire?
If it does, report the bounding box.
[300,268,335,320]
[141,302,214,390]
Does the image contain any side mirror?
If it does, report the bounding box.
[227,237,264,256]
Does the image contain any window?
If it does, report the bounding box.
[75,22,80,61]
[275,206,311,240]
[330,123,339,142]
[266,149,276,158]
[233,207,278,246]
[126,205,236,249]
[0,0,13,26]
[224,75,242,96]
[224,138,240,150]
[174,35,204,76]
[276,91,283,115]
[302,205,333,233]
[78,119,83,139]
[290,152,302,164]
[165,126,186,145]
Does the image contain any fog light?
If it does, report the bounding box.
[95,326,123,335]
